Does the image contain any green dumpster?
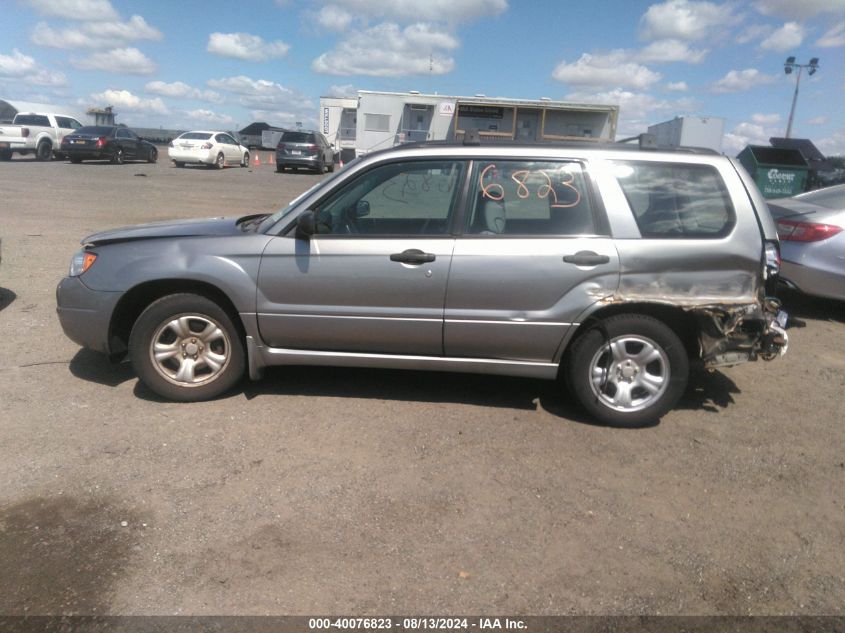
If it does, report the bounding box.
[737,145,809,198]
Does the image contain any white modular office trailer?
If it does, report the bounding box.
[647,116,725,153]
[319,91,619,158]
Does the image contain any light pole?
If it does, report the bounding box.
[783,56,819,139]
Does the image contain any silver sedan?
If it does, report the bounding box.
[769,184,845,301]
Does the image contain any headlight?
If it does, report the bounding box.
[69,250,98,276]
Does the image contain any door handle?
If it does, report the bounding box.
[390,249,436,264]
[563,251,610,266]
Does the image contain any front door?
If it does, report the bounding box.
[256,159,467,355]
[444,158,619,362]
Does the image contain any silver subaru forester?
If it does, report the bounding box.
[57,138,788,427]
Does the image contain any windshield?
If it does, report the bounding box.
[258,158,362,233]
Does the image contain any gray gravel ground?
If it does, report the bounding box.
[0,152,843,616]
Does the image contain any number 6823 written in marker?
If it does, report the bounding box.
[479,163,582,208]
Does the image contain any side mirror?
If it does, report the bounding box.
[295,212,316,239]
[356,200,371,218]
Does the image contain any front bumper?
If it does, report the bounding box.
[56,276,123,354]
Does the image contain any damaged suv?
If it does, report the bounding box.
[56,138,787,426]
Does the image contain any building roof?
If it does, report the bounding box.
[238,122,285,135]
[0,98,86,122]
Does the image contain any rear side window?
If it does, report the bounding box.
[55,116,82,129]
[465,160,596,236]
[14,114,50,126]
[611,161,735,238]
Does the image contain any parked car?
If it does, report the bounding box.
[768,183,845,301]
[61,126,157,164]
[275,130,335,174]
[0,112,84,161]
[56,139,788,427]
[168,131,249,169]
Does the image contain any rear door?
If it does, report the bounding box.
[256,159,466,355]
[444,158,619,363]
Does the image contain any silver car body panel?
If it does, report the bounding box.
[58,142,787,382]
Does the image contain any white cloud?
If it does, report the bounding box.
[711,68,778,93]
[753,0,845,20]
[817,22,845,47]
[182,109,236,127]
[31,15,162,49]
[806,116,828,125]
[23,0,119,21]
[0,49,67,86]
[665,81,689,91]
[145,81,222,103]
[0,49,38,76]
[72,47,157,74]
[316,5,354,31]
[635,39,707,63]
[736,24,772,45]
[639,0,736,41]
[760,22,805,51]
[564,88,697,138]
[752,113,781,125]
[816,130,845,156]
[207,75,314,113]
[327,83,357,97]
[320,0,507,24]
[723,121,772,155]
[89,88,168,114]
[312,23,458,77]
[552,51,662,90]
[207,32,290,62]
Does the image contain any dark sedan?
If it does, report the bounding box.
[61,125,158,164]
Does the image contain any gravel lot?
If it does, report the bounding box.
[0,152,843,616]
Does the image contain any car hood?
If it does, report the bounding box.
[82,214,267,246]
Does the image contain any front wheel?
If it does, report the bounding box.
[147,147,157,163]
[565,314,689,427]
[128,293,245,402]
[241,151,249,167]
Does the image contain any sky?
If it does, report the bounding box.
[1,0,844,155]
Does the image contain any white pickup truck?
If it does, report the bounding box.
[0,112,84,161]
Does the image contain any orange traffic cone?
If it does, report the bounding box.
[253,153,262,166]
[267,152,275,165]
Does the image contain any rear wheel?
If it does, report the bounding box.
[35,141,52,161]
[174,161,185,168]
[215,152,225,169]
[565,314,689,427]
[128,293,245,402]
[111,148,124,165]
[276,165,285,173]
[69,156,82,164]
[0,151,13,161]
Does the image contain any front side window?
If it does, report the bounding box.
[313,160,465,236]
[611,160,735,238]
[56,117,82,129]
[465,160,595,236]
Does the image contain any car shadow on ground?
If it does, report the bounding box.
[0,287,17,312]
[69,350,742,427]
[69,349,135,387]
[778,289,845,325]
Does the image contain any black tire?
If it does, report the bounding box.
[174,161,185,168]
[69,156,82,164]
[0,151,13,161]
[111,148,124,165]
[327,160,335,173]
[565,314,689,427]
[215,153,225,169]
[241,152,249,167]
[128,293,246,402]
[35,141,52,161]
[147,147,157,163]
[316,158,325,174]
[276,165,285,173]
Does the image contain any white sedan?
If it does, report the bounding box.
[168,131,250,169]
